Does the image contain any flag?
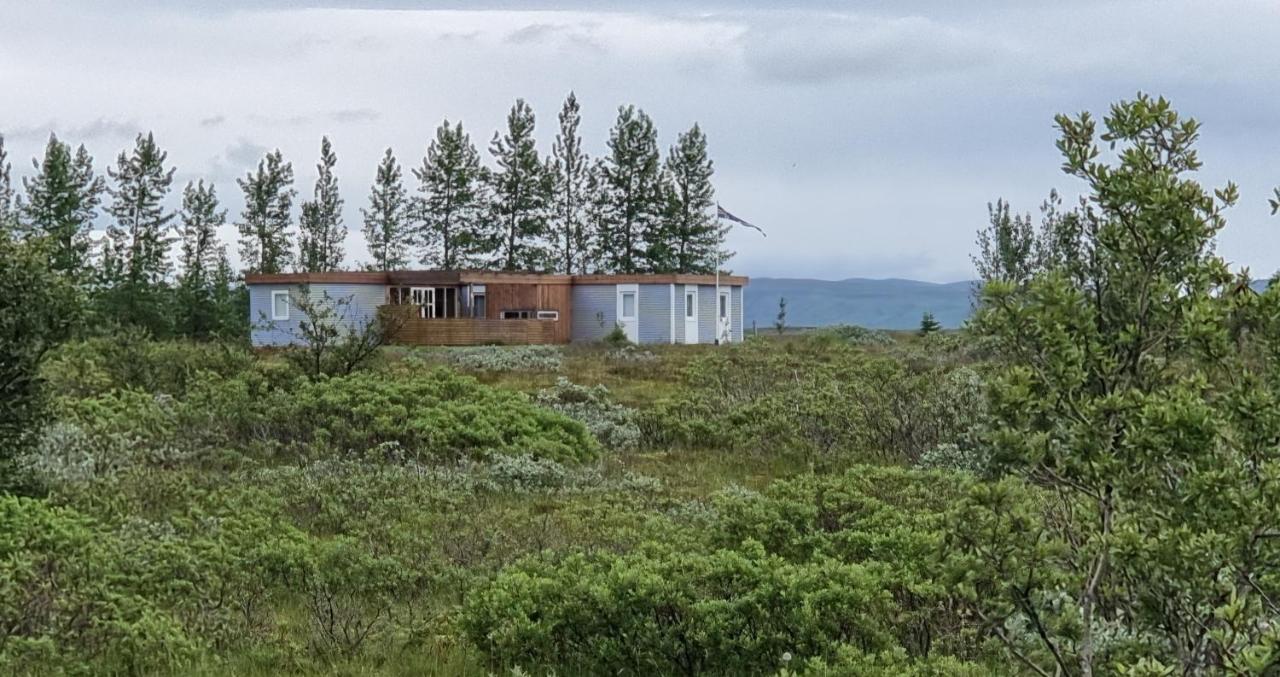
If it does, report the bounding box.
[716,204,766,236]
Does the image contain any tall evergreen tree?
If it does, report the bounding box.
[175,180,229,338]
[104,132,176,286]
[414,120,487,270]
[550,92,592,274]
[20,134,105,277]
[659,124,723,273]
[0,135,15,234]
[487,99,551,271]
[361,148,410,271]
[598,105,663,273]
[236,149,295,275]
[297,137,345,272]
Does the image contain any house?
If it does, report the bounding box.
[244,270,748,347]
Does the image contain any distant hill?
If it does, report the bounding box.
[744,277,977,330]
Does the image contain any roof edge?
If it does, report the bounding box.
[244,271,749,286]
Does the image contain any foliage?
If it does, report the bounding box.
[296,136,346,272]
[918,311,941,335]
[775,296,787,334]
[361,147,411,271]
[0,233,79,484]
[0,496,200,675]
[438,345,564,372]
[282,289,402,378]
[175,180,238,339]
[487,99,551,271]
[236,149,296,275]
[277,368,599,462]
[602,323,631,347]
[17,134,104,277]
[657,123,724,274]
[549,92,593,274]
[536,377,641,451]
[815,323,894,347]
[596,105,664,273]
[415,120,488,269]
[958,93,1280,674]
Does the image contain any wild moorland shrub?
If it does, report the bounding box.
[461,545,900,676]
[642,338,983,462]
[0,496,201,675]
[275,369,599,462]
[438,345,563,372]
[40,333,255,400]
[535,378,641,451]
[816,324,895,347]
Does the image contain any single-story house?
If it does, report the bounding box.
[244,270,748,347]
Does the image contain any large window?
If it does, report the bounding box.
[389,286,460,318]
[271,290,290,320]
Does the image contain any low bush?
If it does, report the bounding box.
[535,378,641,451]
[276,369,599,463]
[438,345,563,372]
[40,332,255,400]
[461,546,900,676]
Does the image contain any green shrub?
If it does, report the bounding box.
[0,496,199,675]
[602,323,631,347]
[278,369,599,463]
[816,324,894,347]
[535,378,641,451]
[461,546,899,675]
[41,333,254,400]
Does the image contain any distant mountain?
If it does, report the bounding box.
[744,277,977,330]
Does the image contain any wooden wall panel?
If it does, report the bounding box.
[381,310,560,345]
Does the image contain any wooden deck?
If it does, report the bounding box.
[380,306,560,345]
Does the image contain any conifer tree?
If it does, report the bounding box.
[297,137,345,272]
[550,92,592,274]
[414,120,487,270]
[660,124,723,273]
[20,134,105,277]
[581,159,610,273]
[918,311,941,335]
[0,135,15,234]
[104,133,176,286]
[236,149,295,275]
[598,105,663,273]
[175,180,229,338]
[361,148,410,271]
[487,99,551,271]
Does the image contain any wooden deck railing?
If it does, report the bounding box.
[379,306,559,345]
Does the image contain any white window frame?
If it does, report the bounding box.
[536,310,559,321]
[270,290,290,321]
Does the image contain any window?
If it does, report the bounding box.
[536,310,559,321]
[719,293,728,319]
[501,310,534,319]
[271,290,290,320]
[472,293,486,318]
[685,292,696,318]
[621,292,637,318]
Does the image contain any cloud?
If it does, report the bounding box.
[6,117,141,143]
[329,108,381,123]
[199,114,227,128]
[741,14,1000,85]
[504,21,603,52]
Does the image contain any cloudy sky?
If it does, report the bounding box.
[4,0,1279,282]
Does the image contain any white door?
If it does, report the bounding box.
[717,289,731,344]
[683,285,699,344]
[410,286,433,319]
[616,284,639,343]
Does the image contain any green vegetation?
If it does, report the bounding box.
[4,93,1280,675]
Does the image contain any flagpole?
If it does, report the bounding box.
[714,204,722,345]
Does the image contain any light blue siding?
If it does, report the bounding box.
[571,285,616,342]
[249,282,386,347]
[698,285,716,343]
[638,284,671,344]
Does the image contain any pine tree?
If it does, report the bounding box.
[487,99,551,271]
[297,137,346,272]
[361,148,410,271]
[918,311,941,335]
[0,135,15,234]
[414,120,487,270]
[104,132,176,286]
[582,159,610,273]
[175,180,229,338]
[20,134,105,277]
[775,296,787,334]
[236,149,295,275]
[598,105,663,273]
[661,124,723,273]
[550,92,592,274]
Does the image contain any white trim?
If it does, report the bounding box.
[270,290,290,321]
[669,284,676,344]
[616,283,639,343]
[717,288,731,344]
[536,310,559,321]
[683,284,699,345]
